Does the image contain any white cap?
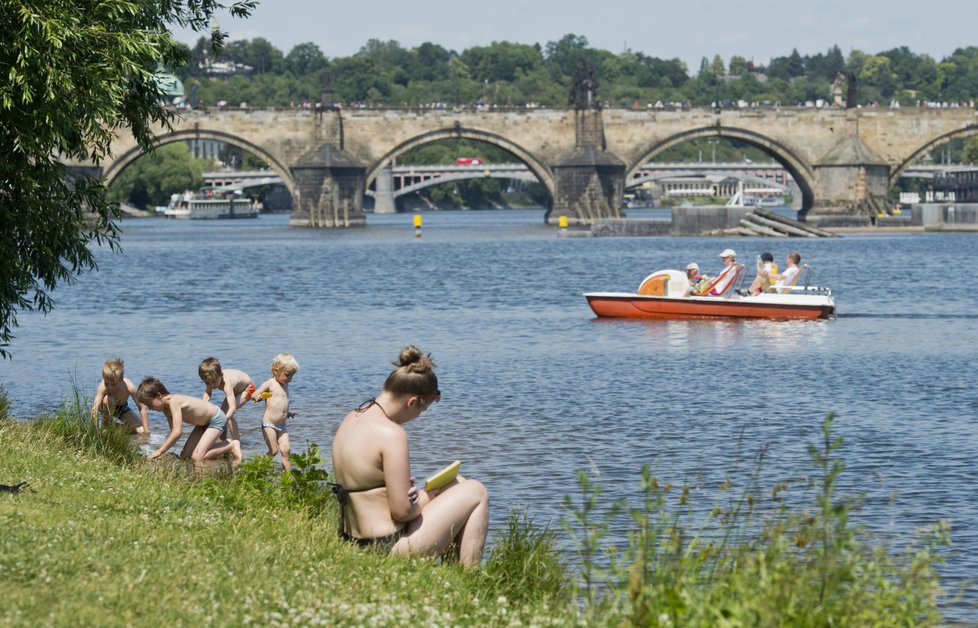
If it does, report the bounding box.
[686,262,699,271]
[719,248,737,258]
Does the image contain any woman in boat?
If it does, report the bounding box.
[330,346,489,567]
[709,248,739,296]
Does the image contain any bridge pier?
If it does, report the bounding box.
[289,144,367,227]
[373,163,396,214]
[806,133,890,227]
[548,110,626,224]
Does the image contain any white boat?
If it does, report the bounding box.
[164,192,258,220]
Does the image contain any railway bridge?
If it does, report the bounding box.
[96,106,978,227]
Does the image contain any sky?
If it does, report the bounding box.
[176,0,975,71]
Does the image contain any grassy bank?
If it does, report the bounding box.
[0,395,568,626]
[0,390,950,625]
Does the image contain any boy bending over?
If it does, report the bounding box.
[136,377,242,463]
[91,358,149,434]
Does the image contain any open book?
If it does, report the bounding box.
[424,460,461,491]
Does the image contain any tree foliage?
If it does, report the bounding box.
[108,144,209,210]
[0,0,254,357]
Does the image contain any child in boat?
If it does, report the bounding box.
[90,358,149,433]
[748,252,780,295]
[685,262,709,295]
[198,357,254,443]
[252,353,299,470]
[136,376,241,463]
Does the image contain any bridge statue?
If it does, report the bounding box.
[319,66,333,109]
[831,72,845,107]
[568,60,599,110]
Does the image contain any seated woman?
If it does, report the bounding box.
[330,346,489,568]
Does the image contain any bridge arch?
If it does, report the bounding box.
[102,129,297,199]
[890,123,978,186]
[627,126,816,211]
[365,168,539,199]
[364,128,556,202]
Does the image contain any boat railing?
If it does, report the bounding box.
[786,267,831,295]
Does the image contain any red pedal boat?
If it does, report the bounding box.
[584,264,835,321]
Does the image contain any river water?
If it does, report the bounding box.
[2,210,976,619]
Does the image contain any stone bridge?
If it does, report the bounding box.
[100,106,978,227]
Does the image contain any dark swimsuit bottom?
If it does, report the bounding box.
[330,483,404,550]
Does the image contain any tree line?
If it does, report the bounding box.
[177,35,978,109]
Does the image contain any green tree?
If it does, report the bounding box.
[728,55,748,76]
[0,1,254,357]
[108,144,208,209]
[962,136,978,165]
[285,43,326,77]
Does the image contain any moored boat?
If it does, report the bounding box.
[584,267,835,320]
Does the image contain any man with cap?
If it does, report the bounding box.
[709,248,739,296]
[748,251,779,295]
[685,262,708,295]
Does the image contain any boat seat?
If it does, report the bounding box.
[637,270,689,297]
[694,263,743,297]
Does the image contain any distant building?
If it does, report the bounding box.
[932,168,978,203]
[199,58,254,79]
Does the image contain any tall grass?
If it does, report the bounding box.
[563,413,949,626]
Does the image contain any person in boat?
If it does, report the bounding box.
[771,251,802,293]
[708,249,739,296]
[330,346,489,567]
[747,252,779,295]
[685,262,709,295]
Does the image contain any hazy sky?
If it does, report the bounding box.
[176,0,975,70]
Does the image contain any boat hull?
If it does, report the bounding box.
[584,292,835,320]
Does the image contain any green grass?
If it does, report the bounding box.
[0,391,570,626]
[0,387,950,626]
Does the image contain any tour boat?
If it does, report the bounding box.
[584,266,835,321]
[164,192,258,220]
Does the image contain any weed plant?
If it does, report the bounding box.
[562,413,949,626]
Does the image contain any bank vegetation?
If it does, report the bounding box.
[0,388,949,625]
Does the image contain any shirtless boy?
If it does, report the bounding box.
[136,377,242,463]
[252,353,299,470]
[91,358,149,434]
[198,357,254,442]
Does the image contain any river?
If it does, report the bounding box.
[2,210,976,619]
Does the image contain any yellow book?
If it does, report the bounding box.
[424,460,461,491]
